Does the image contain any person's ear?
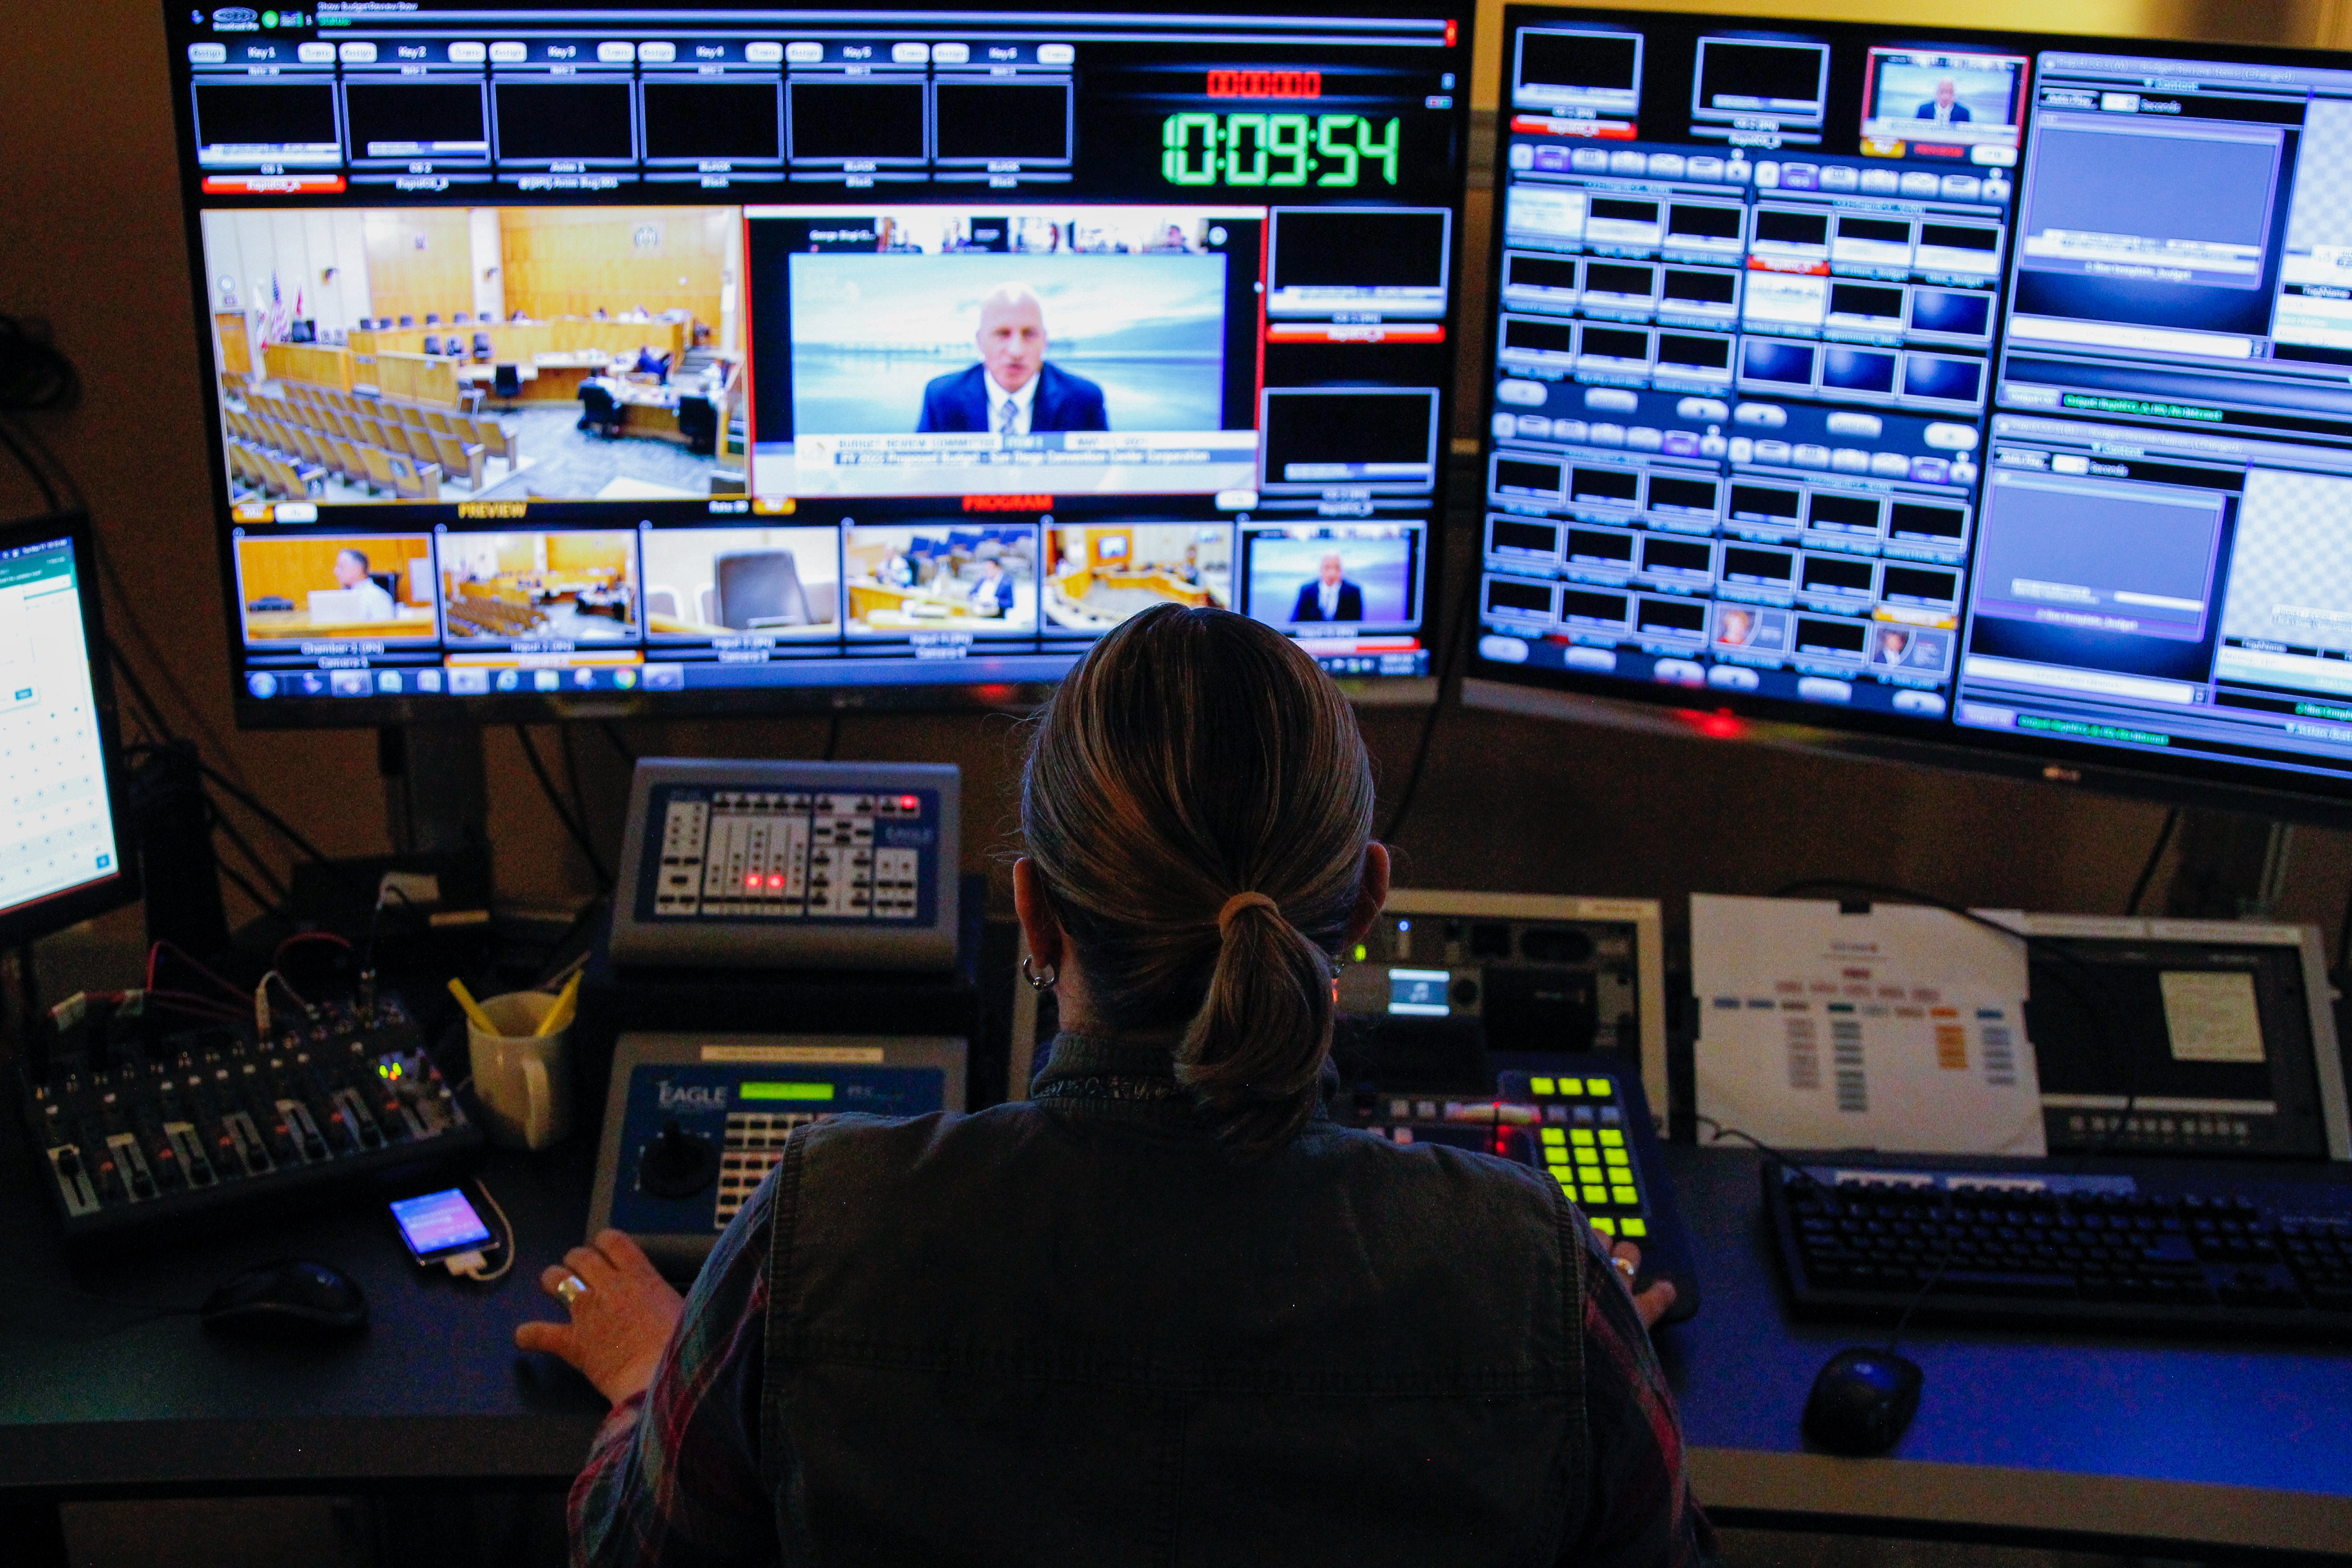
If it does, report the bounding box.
[1343,842,1391,949]
[1013,858,1065,972]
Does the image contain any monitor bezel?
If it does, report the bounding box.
[160,0,1473,729]
[0,510,143,949]
[1474,6,2352,827]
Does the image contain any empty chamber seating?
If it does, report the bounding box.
[223,378,514,500]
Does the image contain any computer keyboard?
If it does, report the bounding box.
[1764,1162,2352,1339]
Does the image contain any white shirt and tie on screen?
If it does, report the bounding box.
[993,365,1039,437]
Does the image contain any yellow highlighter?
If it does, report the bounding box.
[536,971,584,1037]
[446,976,498,1034]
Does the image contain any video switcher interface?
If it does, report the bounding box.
[1480,11,2352,789]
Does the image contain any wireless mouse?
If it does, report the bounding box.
[201,1258,369,1335]
[1802,1346,1922,1456]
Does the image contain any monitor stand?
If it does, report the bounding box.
[2165,811,2296,921]
[381,724,488,855]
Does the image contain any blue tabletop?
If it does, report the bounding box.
[1655,1145,2352,1551]
[0,1104,605,1492]
[5,1103,2348,1553]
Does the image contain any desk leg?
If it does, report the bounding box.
[0,1499,69,1568]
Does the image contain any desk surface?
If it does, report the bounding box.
[3,1112,2347,1553]
[0,1103,605,1494]
[1661,1146,2352,1556]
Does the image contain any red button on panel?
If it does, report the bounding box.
[1266,324,1446,344]
[201,175,348,194]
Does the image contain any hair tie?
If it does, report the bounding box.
[1216,891,1278,937]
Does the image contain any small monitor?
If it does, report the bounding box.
[2014,917,2351,1161]
[1259,387,1440,492]
[1690,36,1831,132]
[1514,27,1642,118]
[1861,46,2027,157]
[0,514,137,949]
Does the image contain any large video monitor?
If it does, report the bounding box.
[0,514,137,949]
[163,1,1471,723]
[1472,9,2352,818]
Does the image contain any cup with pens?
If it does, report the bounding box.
[449,973,581,1152]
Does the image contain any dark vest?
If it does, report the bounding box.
[760,1033,1591,1565]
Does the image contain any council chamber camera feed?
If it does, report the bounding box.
[1475,7,2352,802]
[165,0,1470,718]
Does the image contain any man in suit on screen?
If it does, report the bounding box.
[1916,78,1972,125]
[917,284,1109,436]
[1290,552,1365,623]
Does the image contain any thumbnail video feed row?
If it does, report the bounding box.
[206,201,1452,511]
[1514,29,2028,163]
[231,520,1428,655]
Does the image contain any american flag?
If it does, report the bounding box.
[257,274,305,348]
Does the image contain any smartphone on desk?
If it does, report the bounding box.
[390,1186,499,1267]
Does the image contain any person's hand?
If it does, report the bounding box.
[514,1229,686,1407]
[1597,1225,1678,1331]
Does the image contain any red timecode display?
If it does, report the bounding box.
[1206,69,1323,98]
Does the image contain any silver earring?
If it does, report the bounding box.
[1021,955,1058,991]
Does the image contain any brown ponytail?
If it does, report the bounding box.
[1020,604,1376,1151]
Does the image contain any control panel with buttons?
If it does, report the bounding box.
[610,759,960,971]
[1328,1055,1700,1323]
[589,1031,967,1274]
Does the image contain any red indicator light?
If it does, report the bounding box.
[1446,18,1458,48]
[201,174,347,194]
[1206,69,1321,99]
[767,874,784,889]
[899,794,919,810]
[744,875,760,889]
[1268,323,1446,344]
[1676,708,1746,741]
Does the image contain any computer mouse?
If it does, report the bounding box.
[200,1259,368,1335]
[1802,1346,1922,1456]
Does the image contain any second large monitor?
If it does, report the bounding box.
[1473,8,2352,818]
[167,0,1472,721]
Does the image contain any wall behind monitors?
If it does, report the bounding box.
[1471,7,2352,817]
[162,1,1471,724]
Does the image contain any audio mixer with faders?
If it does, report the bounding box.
[17,992,481,1247]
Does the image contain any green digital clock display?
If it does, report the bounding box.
[1160,113,1401,187]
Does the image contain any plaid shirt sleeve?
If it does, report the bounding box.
[1558,1219,1720,1568]
[568,1174,781,1568]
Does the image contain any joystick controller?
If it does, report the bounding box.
[637,1118,719,1200]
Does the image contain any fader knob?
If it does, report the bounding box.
[638,1118,718,1200]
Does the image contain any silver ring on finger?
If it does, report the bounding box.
[555,1273,590,1308]
[1612,1255,1637,1281]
